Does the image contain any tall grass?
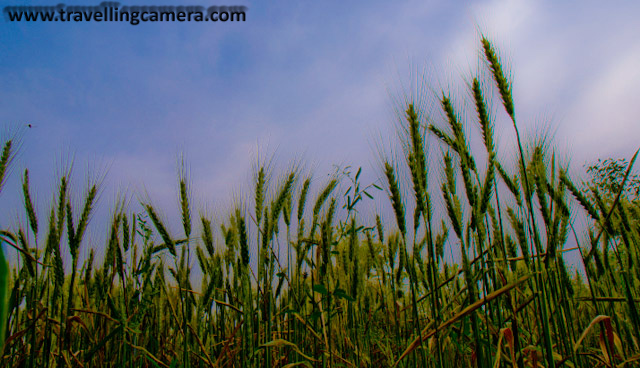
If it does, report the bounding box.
[1,38,639,367]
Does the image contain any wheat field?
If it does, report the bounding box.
[0,37,639,368]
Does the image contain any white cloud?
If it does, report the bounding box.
[448,0,537,73]
[565,45,640,162]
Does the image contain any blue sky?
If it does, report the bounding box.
[1,0,640,266]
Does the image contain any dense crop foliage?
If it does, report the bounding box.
[1,38,639,367]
